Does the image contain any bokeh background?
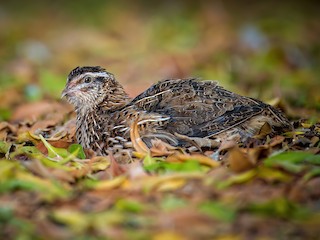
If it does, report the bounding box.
[1,0,319,120]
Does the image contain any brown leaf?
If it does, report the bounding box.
[0,121,17,140]
[254,122,272,139]
[150,139,178,157]
[226,146,255,172]
[12,101,69,121]
[218,140,237,152]
[109,153,127,177]
[36,140,71,155]
[30,119,60,134]
[268,135,285,147]
[225,145,268,173]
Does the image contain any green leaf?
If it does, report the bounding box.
[256,166,292,182]
[39,134,68,159]
[160,195,187,211]
[39,135,77,163]
[34,154,72,170]
[115,199,144,213]
[0,160,69,200]
[216,169,257,189]
[0,108,11,121]
[304,154,320,165]
[0,141,11,155]
[144,160,202,173]
[143,154,158,167]
[51,209,89,233]
[39,70,67,98]
[265,151,313,165]
[264,151,319,173]
[9,146,40,159]
[0,206,13,222]
[303,167,320,181]
[68,144,86,159]
[199,201,236,222]
[0,160,21,180]
[245,198,310,220]
[0,179,38,193]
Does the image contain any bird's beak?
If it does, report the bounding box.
[61,87,70,99]
[61,82,78,99]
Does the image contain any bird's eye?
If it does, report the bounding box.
[84,77,92,83]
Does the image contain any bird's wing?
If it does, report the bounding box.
[192,105,265,138]
[130,78,266,137]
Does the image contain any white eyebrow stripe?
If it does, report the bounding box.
[73,72,111,81]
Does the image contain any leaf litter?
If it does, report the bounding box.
[0,98,319,240]
[1,2,320,239]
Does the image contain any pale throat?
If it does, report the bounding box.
[76,110,104,148]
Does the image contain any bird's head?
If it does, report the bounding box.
[62,66,118,112]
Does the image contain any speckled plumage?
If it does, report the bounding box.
[62,66,292,161]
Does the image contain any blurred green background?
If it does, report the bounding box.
[0,0,319,120]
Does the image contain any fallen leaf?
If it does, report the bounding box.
[36,140,72,155]
[225,146,254,172]
[166,153,220,168]
[0,122,17,141]
[152,231,184,240]
[94,175,127,190]
[199,201,236,222]
[12,101,70,121]
[216,169,257,189]
[225,145,270,173]
[254,122,272,139]
[150,139,178,156]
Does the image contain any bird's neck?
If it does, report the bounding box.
[99,84,132,112]
[75,85,131,150]
[76,110,102,149]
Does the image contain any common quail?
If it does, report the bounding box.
[62,66,292,162]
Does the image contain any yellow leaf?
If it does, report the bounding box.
[301,123,312,128]
[141,173,203,192]
[52,209,88,233]
[94,175,127,190]
[157,178,186,191]
[266,97,280,107]
[153,231,184,240]
[16,131,39,145]
[167,153,220,168]
[90,156,111,171]
[132,151,146,159]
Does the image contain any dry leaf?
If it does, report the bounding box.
[36,140,71,155]
[152,231,184,240]
[166,153,220,168]
[150,139,178,156]
[254,122,272,139]
[226,144,271,173]
[94,175,127,190]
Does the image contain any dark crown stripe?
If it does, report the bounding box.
[68,66,106,81]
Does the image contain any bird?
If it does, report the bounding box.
[62,66,292,162]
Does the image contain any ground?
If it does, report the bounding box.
[0,1,320,239]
